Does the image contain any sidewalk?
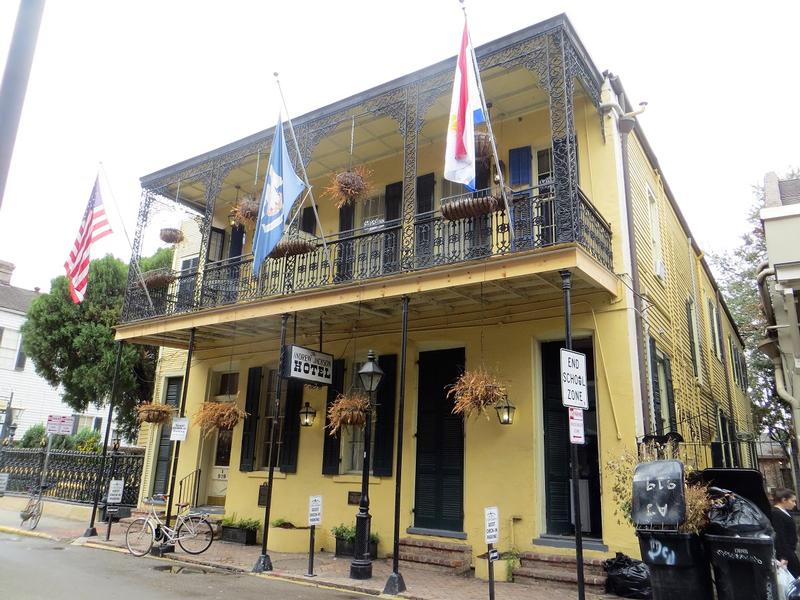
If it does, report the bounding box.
[0,504,611,599]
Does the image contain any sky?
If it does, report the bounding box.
[0,1,798,292]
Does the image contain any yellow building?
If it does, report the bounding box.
[120,14,753,587]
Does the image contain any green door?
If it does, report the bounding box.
[414,348,465,532]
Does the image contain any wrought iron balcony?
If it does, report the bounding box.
[121,185,611,322]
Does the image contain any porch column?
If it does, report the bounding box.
[163,327,197,532]
[399,83,419,271]
[546,30,580,244]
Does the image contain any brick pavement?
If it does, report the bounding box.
[0,504,613,599]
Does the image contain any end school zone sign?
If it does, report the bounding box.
[283,345,333,386]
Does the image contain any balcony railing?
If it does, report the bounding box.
[121,185,612,322]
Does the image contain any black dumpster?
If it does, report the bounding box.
[705,534,778,600]
[637,530,713,599]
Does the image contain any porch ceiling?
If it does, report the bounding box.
[154,65,555,211]
[116,245,617,350]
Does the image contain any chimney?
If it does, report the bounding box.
[0,261,14,286]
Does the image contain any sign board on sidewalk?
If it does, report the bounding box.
[569,407,585,444]
[0,473,9,494]
[283,345,333,386]
[107,479,125,504]
[46,414,74,435]
[170,417,188,441]
[560,349,588,409]
[484,506,499,544]
[308,495,323,526]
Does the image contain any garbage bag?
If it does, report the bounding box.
[788,575,800,600]
[777,562,794,599]
[706,487,774,537]
[603,552,653,599]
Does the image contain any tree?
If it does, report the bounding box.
[710,169,800,435]
[21,249,173,439]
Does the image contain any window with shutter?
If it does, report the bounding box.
[278,379,303,473]
[372,354,397,477]
[509,146,532,187]
[322,360,346,475]
[238,367,262,472]
[686,300,698,377]
[153,377,182,494]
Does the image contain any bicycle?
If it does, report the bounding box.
[125,494,214,557]
[20,482,52,530]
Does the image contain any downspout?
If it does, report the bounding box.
[617,114,652,433]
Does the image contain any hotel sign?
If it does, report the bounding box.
[283,345,333,386]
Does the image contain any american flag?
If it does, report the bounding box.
[64,177,113,303]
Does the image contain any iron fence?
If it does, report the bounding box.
[121,184,613,322]
[0,448,143,506]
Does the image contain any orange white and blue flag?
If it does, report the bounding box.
[444,22,485,192]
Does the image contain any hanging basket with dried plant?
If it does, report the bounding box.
[159,228,184,244]
[325,391,370,435]
[194,402,248,434]
[323,166,372,209]
[268,238,316,259]
[230,194,260,227]
[142,270,175,290]
[136,403,175,424]
[440,195,500,221]
[447,367,507,419]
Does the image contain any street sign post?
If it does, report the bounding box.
[560,349,588,409]
[107,479,124,504]
[170,418,188,442]
[484,506,499,600]
[569,407,585,444]
[306,495,323,577]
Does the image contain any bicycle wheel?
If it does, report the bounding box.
[21,498,41,530]
[176,516,214,554]
[126,518,155,556]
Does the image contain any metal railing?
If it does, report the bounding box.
[121,185,613,322]
[0,448,143,506]
[177,468,201,509]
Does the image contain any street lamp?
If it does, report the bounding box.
[350,350,383,580]
[299,402,316,427]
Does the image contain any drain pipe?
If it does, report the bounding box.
[756,262,775,327]
[759,339,800,480]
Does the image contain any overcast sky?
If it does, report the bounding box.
[1,1,798,291]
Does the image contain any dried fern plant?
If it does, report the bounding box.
[136,403,174,424]
[325,391,370,435]
[680,482,711,535]
[323,166,372,209]
[447,367,507,419]
[194,402,248,435]
[230,194,260,227]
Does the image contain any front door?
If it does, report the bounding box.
[207,429,232,505]
[152,376,182,496]
[542,340,602,538]
[414,348,465,532]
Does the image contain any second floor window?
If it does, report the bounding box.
[649,338,676,435]
[707,299,722,360]
[647,186,665,279]
[686,299,701,380]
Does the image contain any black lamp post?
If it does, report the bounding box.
[350,350,383,580]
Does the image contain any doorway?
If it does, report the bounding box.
[152,376,182,496]
[541,339,602,538]
[414,348,465,532]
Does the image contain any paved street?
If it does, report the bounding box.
[0,532,371,600]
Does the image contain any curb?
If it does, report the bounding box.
[82,540,407,599]
[0,524,59,541]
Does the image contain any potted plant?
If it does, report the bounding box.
[230,194,260,227]
[136,403,174,424]
[441,194,500,221]
[159,228,184,244]
[447,367,507,419]
[325,391,370,435]
[268,238,316,259]
[194,401,248,435]
[221,514,259,545]
[142,269,175,290]
[331,523,378,558]
[322,166,372,209]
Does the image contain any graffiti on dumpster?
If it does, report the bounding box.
[713,547,764,565]
[647,538,677,566]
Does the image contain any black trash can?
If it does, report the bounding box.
[705,534,778,600]
[637,530,714,600]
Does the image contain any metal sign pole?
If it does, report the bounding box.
[487,543,496,600]
[561,269,586,600]
[306,525,316,577]
[104,450,119,541]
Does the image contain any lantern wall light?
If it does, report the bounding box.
[495,396,516,425]
[299,402,317,427]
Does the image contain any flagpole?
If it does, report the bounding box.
[98,164,156,312]
[273,73,332,265]
[460,4,514,244]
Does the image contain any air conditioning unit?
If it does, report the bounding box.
[655,259,667,280]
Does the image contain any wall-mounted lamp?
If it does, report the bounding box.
[495,396,516,425]
[299,402,317,427]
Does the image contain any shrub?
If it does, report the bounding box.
[238,518,261,532]
[19,424,46,448]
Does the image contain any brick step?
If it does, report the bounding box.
[396,537,472,575]
[399,549,470,569]
[518,552,606,577]
[398,537,472,553]
[513,565,607,590]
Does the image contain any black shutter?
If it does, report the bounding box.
[509,146,532,187]
[279,379,303,473]
[71,414,79,434]
[239,367,262,472]
[93,417,102,431]
[686,300,698,376]
[229,225,245,258]
[301,206,316,235]
[322,360,345,475]
[416,173,435,214]
[650,338,662,435]
[383,182,402,274]
[372,354,397,477]
[663,356,677,433]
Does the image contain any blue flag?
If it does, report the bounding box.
[252,112,306,275]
